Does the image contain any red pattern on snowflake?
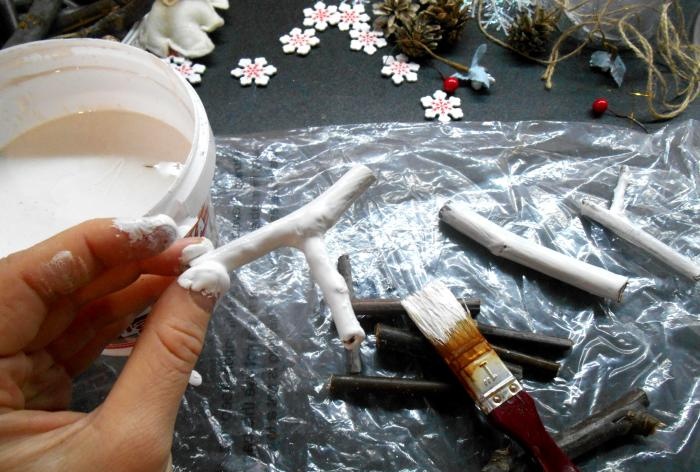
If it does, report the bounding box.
[312,9,330,22]
[176,64,193,75]
[391,61,410,75]
[359,32,377,46]
[244,63,264,78]
[432,98,452,116]
[340,10,359,24]
[291,33,308,47]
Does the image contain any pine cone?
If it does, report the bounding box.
[507,6,559,56]
[373,0,420,38]
[395,13,442,58]
[421,0,469,47]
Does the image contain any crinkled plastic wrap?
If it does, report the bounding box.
[73,120,700,471]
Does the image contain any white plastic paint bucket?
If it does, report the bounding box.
[0,39,217,354]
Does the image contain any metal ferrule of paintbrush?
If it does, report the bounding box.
[436,319,522,414]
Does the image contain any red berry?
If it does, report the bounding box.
[592,98,609,116]
[443,76,459,94]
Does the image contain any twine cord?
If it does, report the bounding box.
[473,0,699,120]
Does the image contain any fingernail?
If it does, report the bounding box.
[113,215,178,252]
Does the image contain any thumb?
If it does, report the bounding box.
[98,266,228,441]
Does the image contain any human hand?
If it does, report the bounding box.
[0,216,222,472]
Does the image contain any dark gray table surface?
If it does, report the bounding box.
[191,0,700,136]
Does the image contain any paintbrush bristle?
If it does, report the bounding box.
[401,281,478,344]
[402,280,504,407]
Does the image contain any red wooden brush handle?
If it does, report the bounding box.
[488,390,579,472]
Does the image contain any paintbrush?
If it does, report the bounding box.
[401,281,579,472]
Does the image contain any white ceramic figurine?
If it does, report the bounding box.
[139,0,228,58]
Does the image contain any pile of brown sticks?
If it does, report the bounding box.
[330,254,572,397]
[330,254,663,469]
[2,0,151,48]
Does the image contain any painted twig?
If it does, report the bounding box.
[440,202,629,301]
[580,165,700,281]
[186,166,376,349]
[482,388,663,472]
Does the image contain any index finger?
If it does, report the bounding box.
[0,215,178,355]
[4,215,178,301]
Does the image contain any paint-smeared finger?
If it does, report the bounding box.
[69,238,210,308]
[26,239,208,353]
[5,216,177,302]
[0,216,177,356]
[47,275,174,364]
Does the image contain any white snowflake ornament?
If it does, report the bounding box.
[303,2,340,31]
[421,90,463,123]
[163,56,206,84]
[381,54,419,84]
[337,3,370,31]
[231,57,277,86]
[280,28,320,55]
[349,23,387,55]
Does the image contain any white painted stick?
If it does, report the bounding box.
[610,165,631,214]
[189,165,376,348]
[440,202,629,301]
[581,200,700,281]
[302,237,363,348]
[193,166,375,269]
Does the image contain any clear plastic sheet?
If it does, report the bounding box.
[73,120,700,471]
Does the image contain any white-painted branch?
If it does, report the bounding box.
[302,236,363,348]
[187,165,376,348]
[580,166,700,281]
[610,165,631,214]
[440,202,629,301]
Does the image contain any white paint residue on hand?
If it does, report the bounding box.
[113,214,178,251]
[188,369,203,386]
[178,260,230,297]
[39,250,89,296]
[180,238,215,266]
